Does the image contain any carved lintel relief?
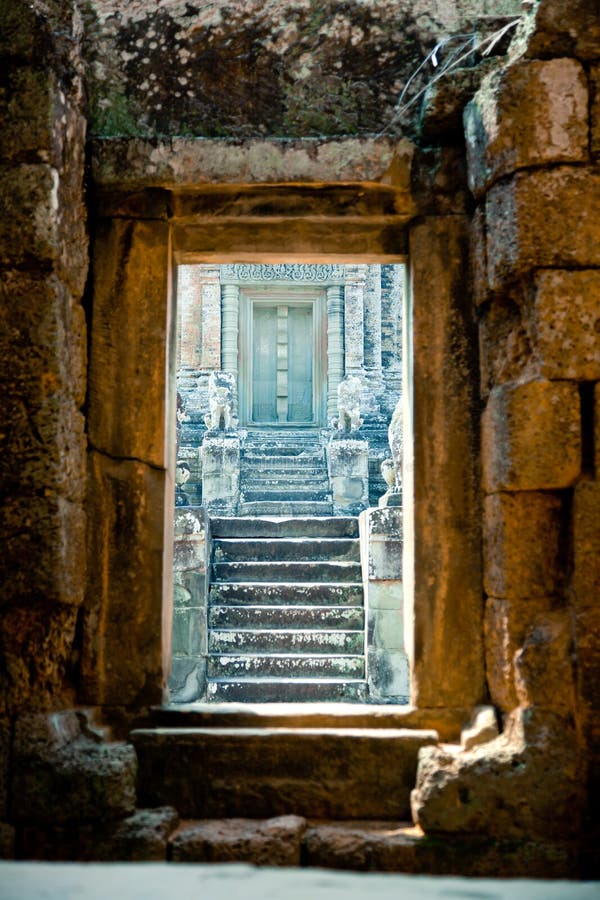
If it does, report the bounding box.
[220,264,347,284]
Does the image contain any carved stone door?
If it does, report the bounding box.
[240,290,325,427]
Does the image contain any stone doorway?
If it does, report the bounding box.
[171,261,407,705]
[85,142,484,718]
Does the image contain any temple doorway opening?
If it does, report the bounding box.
[170,263,407,706]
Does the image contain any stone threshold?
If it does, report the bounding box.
[144,703,474,742]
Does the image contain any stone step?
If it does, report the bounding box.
[241,453,325,464]
[238,500,333,516]
[241,476,330,490]
[242,451,324,463]
[241,489,331,502]
[213,537,360,563]
[212,560,362,583]
[207,653,365,679]
[208,582,364,607]
[208,628,364,655]
[210,517,359,538]
[208,605,365,630]
[140,704,470,742]
[241,467,327,480]
[205,679,368,703]
[131,726,438,819]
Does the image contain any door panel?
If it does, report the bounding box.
[287,306,313,422]
[252,305,278,422]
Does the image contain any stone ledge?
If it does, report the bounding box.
[90,137,415,191]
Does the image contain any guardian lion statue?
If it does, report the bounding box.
[334,375,363,432]
[381,396,403,492]
[204,371,236,431]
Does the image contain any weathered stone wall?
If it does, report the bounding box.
[0,0,598,876]
[0,0,88,715]
[83,0,521,139]
[412,0,600,863]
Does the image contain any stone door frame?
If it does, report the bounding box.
[86,137,483,714]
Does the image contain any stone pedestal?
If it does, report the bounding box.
[169,507,210,704]
[360,505,408,702]
[327,435,369,515]
[201,432,240,514]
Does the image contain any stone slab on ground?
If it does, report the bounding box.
[12,712,136,826]
[1,862,598,900]
[132,726,437,819]
[170,814,305,864]
[303,820,577,878]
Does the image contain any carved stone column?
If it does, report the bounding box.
[363,263,383,416]
[344,264,367,374]
[326,285,344,421]
[364,264,382,374]
[200,265,221,370]
[221,283,240,414]
[221,283,239,375]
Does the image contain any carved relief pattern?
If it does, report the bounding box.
[221,264,346,283]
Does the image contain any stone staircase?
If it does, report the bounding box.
[206,515,367,703]
[238,430,332,516]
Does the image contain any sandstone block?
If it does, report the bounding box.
[133,726,437,819]
[478,296,533,396]
[486,168,600,292]
[172,607,203,656]
[529,270,600,380]
[0,67,57,164]
[82,451,166,707]
[168,657,206,705]
[465,59,588,197]
[573,480,600,613]
[369,607,404,652]
[88,218,170,467]
[21,807,179,862]
[0,493,85,613]
[0,164,60,266]
[0,600,79,717]
[367,648,409,702]
[12,712,137,825]
[460,706,499,752]
[513,607,574,712]
[484,596,560,713]
[103,807,179,861]
[412,709,582,841]
[573,607,600,758]
[482,381,581,492]
[170,815,306,865]
[592,65,600,159]
[483,492,562,599]
[409,216,484,708]
[572,480,600,787]
[521,0,600,62]
[302,821,575,877]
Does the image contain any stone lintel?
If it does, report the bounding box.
[172,220,408,260]
[90,136,416,191]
